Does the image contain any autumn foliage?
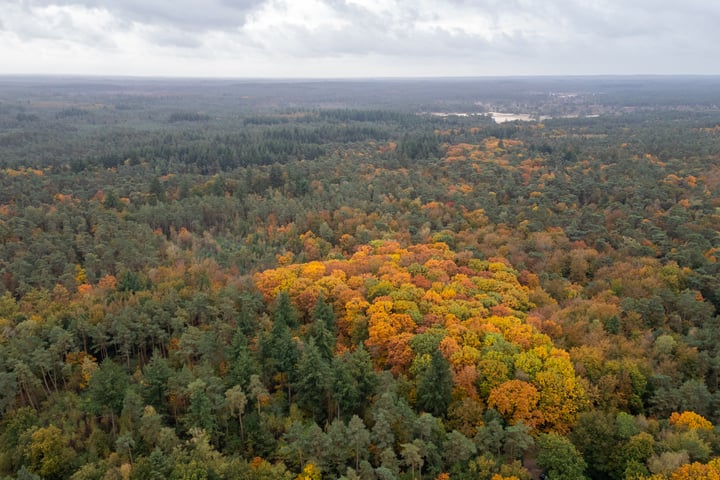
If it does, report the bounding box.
[255,240,586,432]
[669,411,714,431]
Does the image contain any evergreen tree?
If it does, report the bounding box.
[295,340,331,423]
[273,291,298,328]
[86,359,129,433]
[416,351,453,418]
[270,319,299,398]
[149,177,166,204]
[142,354,171,411]
[130,448,170,480]
[310,296,336,361]
[347,415,371,471]
[331,355,359,420]
[184,379,216,435]
[227,331,259,390]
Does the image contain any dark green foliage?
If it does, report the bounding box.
[537,433,588,480]
[103,190,121,210]
[294,340,331,422]
[330,346,376,421]
[236,291,263,336]
[273,292,298,328]
[569,411,617,479]
[118,270,145,293]
[168,112,210,123]
[397,132,440,163]
[149,177,166,204]
[260,310,300,397]
[243,411,277,458]
[226,332,259,390]
[131,448,170,480]
[443,429,476,471]
[86,359,129,429]
[309,296,336,361]
[142,354,171,414]
[416,350,453,417]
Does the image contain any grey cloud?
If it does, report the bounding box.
[263,0,718,73]
[2,2,116,47]
[246,0,551,59]
[146,29,204,49]
[13,0,267,30]
[254,22,513,60]
[2,0,268,49]
[549,0,720,39]
[3,0,720,75]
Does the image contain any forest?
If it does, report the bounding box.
[1,76,720,479]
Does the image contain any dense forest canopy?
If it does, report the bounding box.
[1,76,720,479]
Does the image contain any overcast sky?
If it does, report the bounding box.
[1,0,718,77]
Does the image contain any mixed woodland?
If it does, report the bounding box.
[2,77,720,479]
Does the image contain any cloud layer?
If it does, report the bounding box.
[1,0,718,76]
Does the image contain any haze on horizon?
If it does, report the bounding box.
[1,0,719,78]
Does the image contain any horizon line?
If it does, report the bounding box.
[1,73,720,82]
